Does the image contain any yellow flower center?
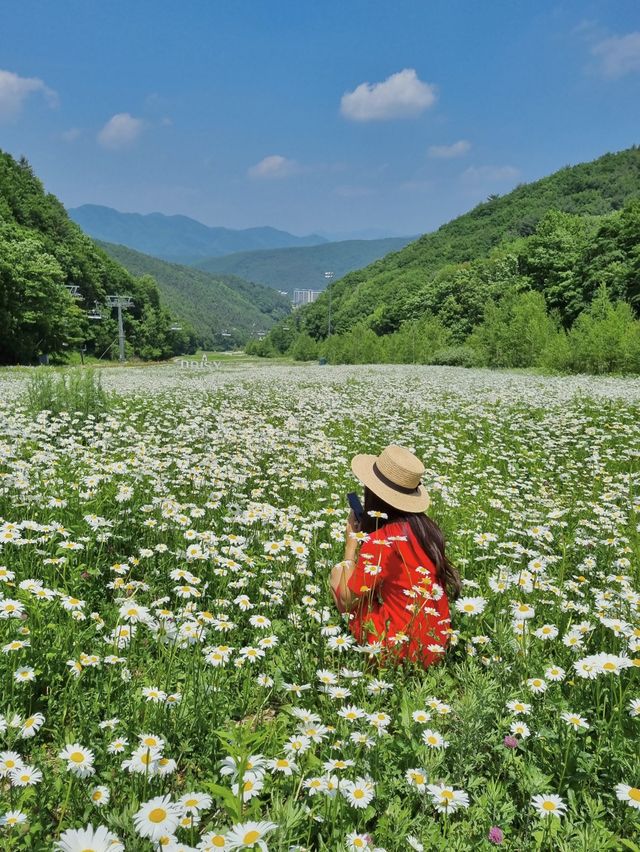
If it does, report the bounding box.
[542,801,556,811]
[243,830,260,844]
[149,807,167,823]
[353,789,365,799]
[629,788,640,802]
[212,837,226,847]
[602,662,616,671]
[70,752,85,763]
[441,790,454,800]
[185,798,197,807]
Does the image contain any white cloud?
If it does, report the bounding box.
[0,69,58,121]
[462,165,520,183]
[592,31,640,77]
[340,69,437,121]
[428,140,471,159]
[97,113,144,149]
[61,127,81,142]
[247,154,300,179]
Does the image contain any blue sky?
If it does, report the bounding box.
[1,0,639,237]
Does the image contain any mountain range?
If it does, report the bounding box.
[195,236,415,293]
[69,204,416,293]
[68,204,327,262]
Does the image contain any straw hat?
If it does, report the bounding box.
[351,444,430,513]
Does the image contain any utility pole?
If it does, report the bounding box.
[105,295,134,362]
[324,271,334,337]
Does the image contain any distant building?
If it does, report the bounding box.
[293,289,321,307]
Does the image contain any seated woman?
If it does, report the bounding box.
[330,444,460,667]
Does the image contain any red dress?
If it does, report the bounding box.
[347,519,451,667]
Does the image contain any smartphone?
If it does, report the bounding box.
[347,491,364,523]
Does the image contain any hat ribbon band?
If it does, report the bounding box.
[372,462,421,495]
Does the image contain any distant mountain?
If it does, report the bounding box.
[69,204,327,262]
[195,236,415,293]
[97,240,291,350]
[317,228,406,241]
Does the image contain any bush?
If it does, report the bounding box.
[383,315,452,363]
[539,329,573,372]
[25,367,112,417]
[468,291,559,368]
[431,345,480,367]
[562,285,640,373]
[288,332,318,362]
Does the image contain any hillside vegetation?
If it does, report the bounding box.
[196,235,414,292]
[256,146,640,373]
[0,151,195,364]
[98,241,291,350]
[296,147,640,338]
[70,204,326,262]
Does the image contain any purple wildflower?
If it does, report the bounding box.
[488,826,504,844]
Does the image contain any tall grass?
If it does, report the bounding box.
[24,367,112,417]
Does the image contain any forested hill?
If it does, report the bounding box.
[98,241,291,350]
[196,235,415,293]
[295,146,640,340]
[0,150,196,364]
[70,204,326,262]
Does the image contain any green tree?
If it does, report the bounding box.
[563,285,640,373]
[289,332,318,362]
[0,225,85,363]
[468,291,558,368]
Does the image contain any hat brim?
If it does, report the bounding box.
[351,453,430,513]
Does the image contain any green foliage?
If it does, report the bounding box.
[0,150,192,364]
[98,240,290,349]
[0,223,85,363]
[24,367,112,416]
[295,147,640,340]
[469,291,560,368]
[258,147,640,374]
[559,285,640,374]
[288,331,319,361]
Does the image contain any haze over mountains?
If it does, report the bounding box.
[69,204,415,292]
[69,204,328,263]
[196,237,415,292]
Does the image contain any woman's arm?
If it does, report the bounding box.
[330,511,360,612]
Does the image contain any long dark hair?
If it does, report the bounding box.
[359,486,461,599]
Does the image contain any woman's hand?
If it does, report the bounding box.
[345,510,359,561]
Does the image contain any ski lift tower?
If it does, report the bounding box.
[105,295,134,362]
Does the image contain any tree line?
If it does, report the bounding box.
[249,200,640,374]
[0,151,197,365]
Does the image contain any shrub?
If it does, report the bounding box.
[563,285,640,373]
[288,332,319,362]
[468,291,559,368]
[431,345,480,368]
